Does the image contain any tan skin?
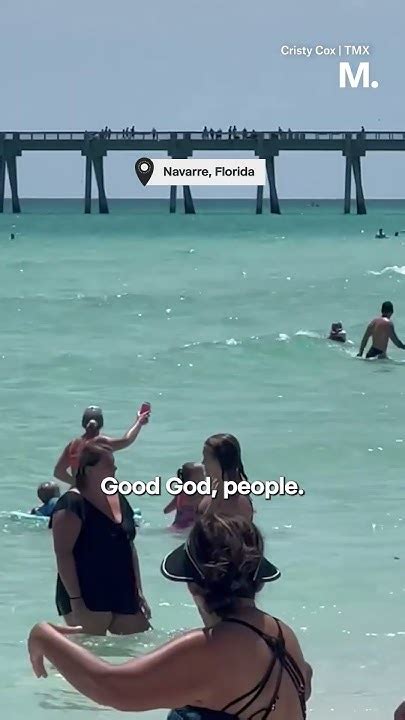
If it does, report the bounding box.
[198,443,254,521]
[357,313,405,358]
[164,465,205,517]
[395,702,405,720]
[52,451,150,635]
[54,410,150,484]
[28,594,312,719]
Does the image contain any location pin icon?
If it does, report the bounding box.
[135,157,154,186]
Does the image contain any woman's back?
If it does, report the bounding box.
[172,610,306,720]
[198,494,253,522]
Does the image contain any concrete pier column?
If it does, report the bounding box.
[92,155,109,214]
[344,155,352,214]
[183,185,195,214]
[352,155,366,215]
[84,155,92,214]
[265,156,281,214]
[6,155,21,214]
[0,158,5,213]
[170,186,177,213]
[256,185,263,214]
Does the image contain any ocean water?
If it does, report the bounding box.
[1,199,405,720]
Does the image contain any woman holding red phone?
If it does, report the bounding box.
[54,403,151,484]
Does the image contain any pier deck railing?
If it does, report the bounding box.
[1,130,405,215]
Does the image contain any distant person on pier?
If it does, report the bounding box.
[328,322,346,343]
[227,125,232,139]
[53,405,150,484]
[357,301,405,359]
[210,128,215,139]
[202,126,209,139]
[375,228,387,238]
[152,127,157,139]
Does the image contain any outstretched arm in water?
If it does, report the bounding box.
[389,323,405,349]
[28,621,312,712]
[357,323,372,357]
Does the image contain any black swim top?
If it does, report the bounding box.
[50,491,140,616]
[169,617,306,720]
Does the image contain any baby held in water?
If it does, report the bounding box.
[31,481,60,517]
[164,462,204,530]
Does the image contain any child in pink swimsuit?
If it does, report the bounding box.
[164,462,204,530]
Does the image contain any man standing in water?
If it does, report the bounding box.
[357,301,405,359]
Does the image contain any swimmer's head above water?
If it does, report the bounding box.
[161,513,280,617]
[37,481,60,504]
[81,406,104,436]
[76,442,116,491]
[203,433,248,483]
[329,322,346,343]
[381,300,394,318]
[177,462,205,485]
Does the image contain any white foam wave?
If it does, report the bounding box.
[368,266,405,276]
[295,330,322,339]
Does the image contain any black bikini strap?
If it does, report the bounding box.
[222,617,306,720]
[221,618,283,714]
[222,617,282,642]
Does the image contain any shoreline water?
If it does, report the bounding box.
[1,201,404,719]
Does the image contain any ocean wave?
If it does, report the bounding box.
[368,266,405,276]
[295,330,323,339]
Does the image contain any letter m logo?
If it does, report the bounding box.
[339,62,370,88]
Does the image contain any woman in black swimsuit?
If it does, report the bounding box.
[50,442,151,635]
[28,514,312,719]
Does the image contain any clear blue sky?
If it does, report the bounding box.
[1,0,402,198]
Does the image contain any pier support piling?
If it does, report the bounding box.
[183,185,195,214]
[344,155,352,214]
[0,158,5,213]
[92,155,109,214]
[84,156,92,214]
[265,157,280,214]
[351,155,366,214]
[169,186,177,213]
[6,155,21,214]
[256,186,264,214]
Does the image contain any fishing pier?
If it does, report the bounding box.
[1,129,404,215]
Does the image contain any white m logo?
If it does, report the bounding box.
[339,62,378,88]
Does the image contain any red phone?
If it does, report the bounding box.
[139,402,151,414]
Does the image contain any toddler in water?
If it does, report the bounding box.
[31,481,60,517]
[328,322,346,343]
[164,462,204,530]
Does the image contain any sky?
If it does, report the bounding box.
[1,0,404,199]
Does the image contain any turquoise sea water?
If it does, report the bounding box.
[1,199,405,719]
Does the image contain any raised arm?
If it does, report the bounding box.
[54,445,74,484]
[164,497,177,514]
[98,410,150,452]
[28,624,211,712]
[357,322,372,357]
[389,323,405,349]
